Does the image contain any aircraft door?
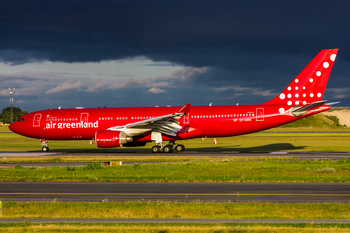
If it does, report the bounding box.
[256,108,264,121]
[33,114,42,127]
[80,113,89,123]
[183,113,190,124]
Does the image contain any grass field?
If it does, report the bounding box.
[2,202,350,219]
[2,201,350,232]
[2,158,350,182]
[2,223,350,233]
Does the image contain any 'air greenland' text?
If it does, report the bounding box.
[45,121,99,129]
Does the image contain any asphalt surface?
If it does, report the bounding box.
[1,181,350,203]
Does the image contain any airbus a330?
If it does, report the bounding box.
[10,49,338,153]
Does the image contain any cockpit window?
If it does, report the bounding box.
[17,118,24,122]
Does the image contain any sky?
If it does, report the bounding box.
[0,0,350,112]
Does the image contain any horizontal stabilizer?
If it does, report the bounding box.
[291,100,327,117]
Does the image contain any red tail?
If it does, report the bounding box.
[263,49,338,106]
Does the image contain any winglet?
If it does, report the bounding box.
[177,104,191,114]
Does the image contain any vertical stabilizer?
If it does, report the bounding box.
[263,49,338,106]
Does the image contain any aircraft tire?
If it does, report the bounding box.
[42,146,49,152]
[175,144,185,152]
[163,145,173,153]
[152,145,161,153]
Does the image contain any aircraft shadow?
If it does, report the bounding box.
[36,143,306,153]
[192,143,306,153]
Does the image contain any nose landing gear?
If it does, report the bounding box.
[41,139,49,152]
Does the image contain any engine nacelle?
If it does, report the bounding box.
[95,130,133,148]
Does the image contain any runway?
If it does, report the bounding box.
[1,181,350,203]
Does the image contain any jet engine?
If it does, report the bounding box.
[95,130,133,148]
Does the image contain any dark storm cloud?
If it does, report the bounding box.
[1,0,350,64]
[1,0,350,110]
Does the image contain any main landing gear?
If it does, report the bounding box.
[151,141,185,153]
[41,139,49,152]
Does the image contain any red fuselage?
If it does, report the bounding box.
[9,104,329,142]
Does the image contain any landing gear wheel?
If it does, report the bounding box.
[175,144,185,152]
[42,146,49,152]
[163,145,173,153]
[152,145,161,153]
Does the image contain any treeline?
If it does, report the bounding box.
[0,107,28,124]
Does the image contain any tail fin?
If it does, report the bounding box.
[263,49,338,106]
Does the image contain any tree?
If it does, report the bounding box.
[0,107,28,124]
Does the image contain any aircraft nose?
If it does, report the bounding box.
[9,122,17,133]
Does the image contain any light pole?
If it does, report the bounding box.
[9,87,14,123]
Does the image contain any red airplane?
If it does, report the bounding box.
[9,49,338,153]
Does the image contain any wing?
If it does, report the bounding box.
[107,104,191,136]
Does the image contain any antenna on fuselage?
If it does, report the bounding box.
[209,103,212,106]
[236,103,239,105]
[58,106,61,109]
